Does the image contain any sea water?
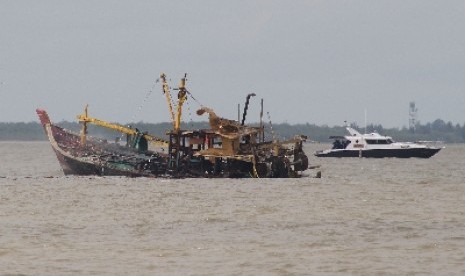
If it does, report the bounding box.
[0,142,464,275]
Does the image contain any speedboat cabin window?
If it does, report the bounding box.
[366,139,392,145]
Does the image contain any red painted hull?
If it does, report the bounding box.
[36,109,169,177]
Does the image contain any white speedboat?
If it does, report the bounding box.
[315,127,442,158]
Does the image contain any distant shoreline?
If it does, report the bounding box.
[1,120,463,143]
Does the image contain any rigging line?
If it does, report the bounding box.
[185,99,194,129]
[119,79,158,141]
[187,92,203,107]
[128,80,158,125]
[181,89,203,128]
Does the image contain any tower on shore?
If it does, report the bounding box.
[409,102,418,133]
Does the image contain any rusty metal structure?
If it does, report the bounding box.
[37,73,311,178]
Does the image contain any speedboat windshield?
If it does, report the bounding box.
[332,139,351,149]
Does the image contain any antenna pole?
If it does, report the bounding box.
[260,98,264,142]
[364,109,367,134]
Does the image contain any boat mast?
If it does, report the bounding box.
[80,104,88,146]
[165,73,189,172]
[174,74,188,131]
[260,98,264,142]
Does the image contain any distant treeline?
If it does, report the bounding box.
[1,119,464,143]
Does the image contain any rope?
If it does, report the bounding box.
[185,99,194,128]
[128,80,158,125]
[184,90,203,128]
[119,79,158,141]
[187,91,203,107]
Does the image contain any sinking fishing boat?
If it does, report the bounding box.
[38,73,311,178]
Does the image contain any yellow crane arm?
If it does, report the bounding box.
[160,73,176,129]
[77,110,169,146]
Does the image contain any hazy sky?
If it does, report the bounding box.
[1,0,464,127]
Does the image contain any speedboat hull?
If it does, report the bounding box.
[315,147,441,158]
[316,126,443,159]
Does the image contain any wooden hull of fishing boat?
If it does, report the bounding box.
[36,109,167,177]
